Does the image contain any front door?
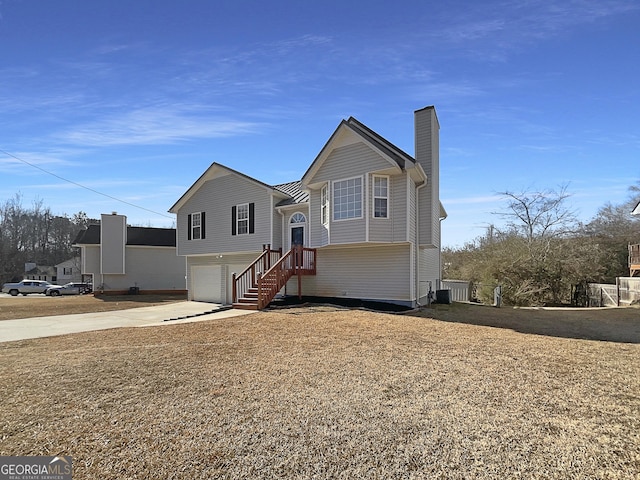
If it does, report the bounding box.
[291,226,304,247]
[290,226,304,268]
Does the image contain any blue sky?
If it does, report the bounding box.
[1,0,638,247]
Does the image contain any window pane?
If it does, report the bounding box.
[333,178,361,220]
[374,198,387,218]
[191,212,202,239]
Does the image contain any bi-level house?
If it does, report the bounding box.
[169,106,446,309]
[73,213,186,294]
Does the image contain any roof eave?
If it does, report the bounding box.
[169,162,292,213]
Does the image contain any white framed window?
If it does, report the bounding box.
[290,212,306,224]
[191,212,202,240]
[333,176,362,221]
[236,203,249,235]
[321,184,329,225]
[373,175,389,218]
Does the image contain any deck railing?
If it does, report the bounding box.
[630,244,640,277]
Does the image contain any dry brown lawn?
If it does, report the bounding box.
[0,303,639,479]
[0,293,187,321]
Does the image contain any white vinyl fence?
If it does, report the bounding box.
[588,277,640,307]
[440,280,473,303]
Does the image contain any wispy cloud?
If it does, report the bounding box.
[56,106,266,147]
[0,150,79,173]
[428,0,640,60]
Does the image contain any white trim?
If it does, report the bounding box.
[289,211,307,249]
[270,194,274,246]
[191,211,202,240]
[321,184,329,226]
[365,174,369,242]
[372,174,390,220]
[406,175,411,242]
[236,202,249,235]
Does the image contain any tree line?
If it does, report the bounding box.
[443,182,640,306]
[0,194,98,285]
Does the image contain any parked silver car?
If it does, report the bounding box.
[45,282,92,296]
[2,280,53,296]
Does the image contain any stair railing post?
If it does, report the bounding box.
[297,245,302,300]
[257,272,263,310]
[232,272,237,303]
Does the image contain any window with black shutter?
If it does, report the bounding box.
[188,212,205,240]
[232,202,255,235]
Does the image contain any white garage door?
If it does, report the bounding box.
[191,265,223,303]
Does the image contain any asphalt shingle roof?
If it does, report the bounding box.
[73,224,177,247]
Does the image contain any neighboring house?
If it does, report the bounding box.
[169,106,446,308]
[24,263,57,283]
[73,213,186,294]
[55,257,82,284]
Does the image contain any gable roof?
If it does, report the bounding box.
[169,162,292,213]
[301,117,416,186]
[632,200,640,216]
[73,224,177,247]
[345,117,414,169]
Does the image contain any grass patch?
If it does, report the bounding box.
[1,307,638,478]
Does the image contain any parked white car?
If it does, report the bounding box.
[45,282,92,296]
[2,280,54,296]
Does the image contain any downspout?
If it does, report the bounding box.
[415,181,426,307]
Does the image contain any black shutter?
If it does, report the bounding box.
[231,206,237,236]
[187,214,192,240]
[249,203,255,234]
[200,211,206,239]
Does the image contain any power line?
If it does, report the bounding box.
[0,148,173,219]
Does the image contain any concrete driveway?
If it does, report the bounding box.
[0,301,252,343]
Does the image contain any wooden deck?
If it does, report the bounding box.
[630,244,640,277]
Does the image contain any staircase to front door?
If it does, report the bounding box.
[232,245,316,310]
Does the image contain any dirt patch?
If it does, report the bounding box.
[0,306,638,478]
[0,293,187,321]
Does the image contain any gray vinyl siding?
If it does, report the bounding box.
[415,107,440,248]
[88,246,185,292]
[330,216,366,244]
[408,176,417,244]
[369,174,407,243]
[309,142,392,184]
[187,252,262,303]
[81,246,100,278]
[100,214,126,274]
[419,246,441,303]
[309,188,329,247]
[272,207,283,250]
[307,142,411,246]
[176,174,276,256]
[289,244,413,304]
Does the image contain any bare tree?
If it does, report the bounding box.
[495,184,576,242]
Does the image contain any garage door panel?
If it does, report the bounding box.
[191,265,223,303]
